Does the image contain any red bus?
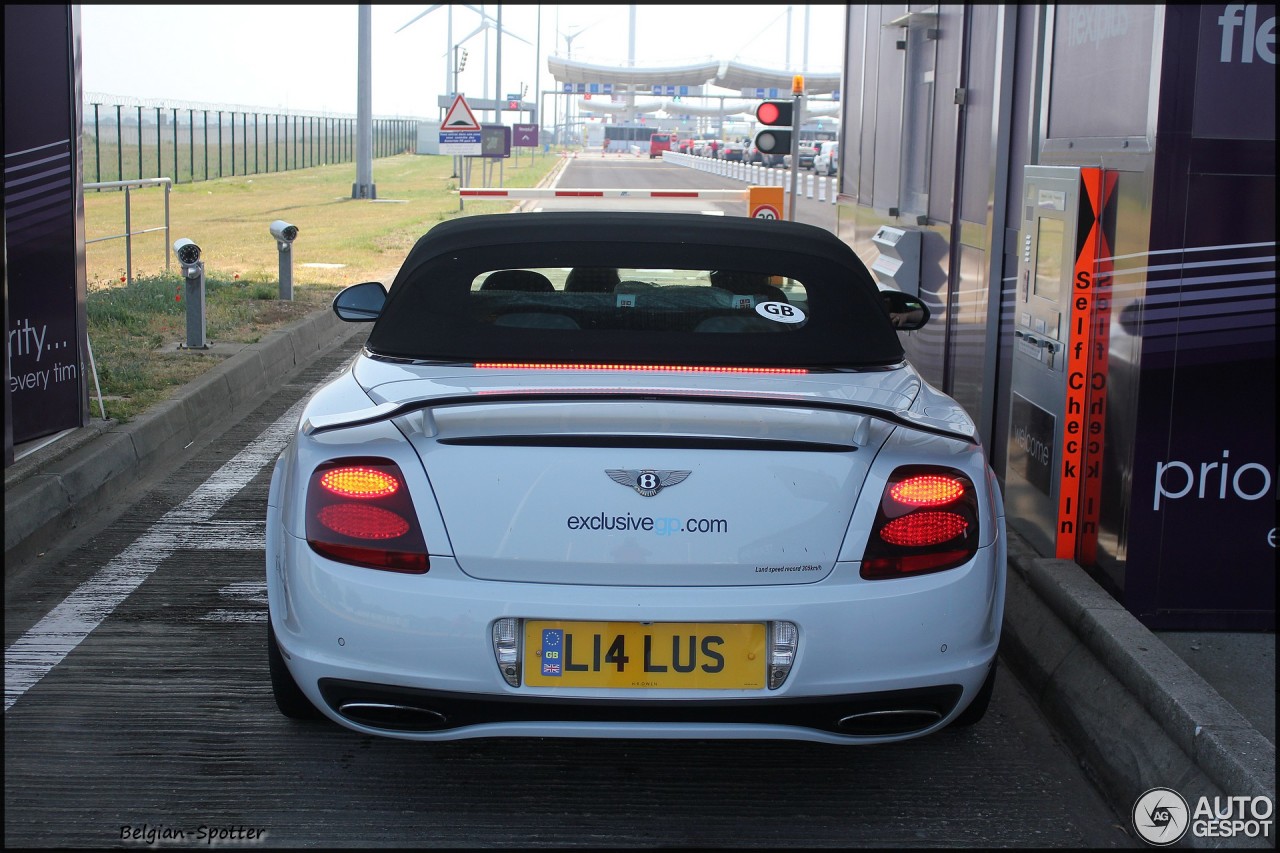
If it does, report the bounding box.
[648,132,674,159]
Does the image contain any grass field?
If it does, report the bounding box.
[83,150,565,422]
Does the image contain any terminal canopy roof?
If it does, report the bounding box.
[548,56,841,96]
[718,61,840,94]
[547,56,722,87]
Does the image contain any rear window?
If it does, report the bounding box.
[367,238,904,369]
[465,267,806,334]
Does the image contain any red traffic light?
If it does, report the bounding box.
[756,100,793,127]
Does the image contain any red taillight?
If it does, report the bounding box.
[317,504,410,539]
[305,458,429,574]
[862,467,979,580]
[889,474,965,507]
[319,466,400,499]
[879,511,969,547]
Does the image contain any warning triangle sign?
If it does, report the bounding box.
[442,94,480,131]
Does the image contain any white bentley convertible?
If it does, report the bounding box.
[265,211,1006,743]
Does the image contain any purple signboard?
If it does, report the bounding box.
[4,4,88,456]
[513,124,539,148]
[1193,4,1276,139]
[1121,5,1276,629]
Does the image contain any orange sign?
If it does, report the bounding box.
[1055,167,1115,560]
[748,185,785,220]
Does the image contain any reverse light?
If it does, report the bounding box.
[769,621,799,689]
[492,618,521,687]
[862,466,979,580]
[306,458,429,573]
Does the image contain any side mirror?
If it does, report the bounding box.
[332,281,387,322]
[881,289,929,331]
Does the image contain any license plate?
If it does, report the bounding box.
[523,621,766,690]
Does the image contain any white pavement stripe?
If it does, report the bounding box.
[5,363,344,712]
[200,610,268,623]
[164,521,267,550]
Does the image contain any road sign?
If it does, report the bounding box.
[442,94,480,131]
[513,123,538,147]
[439,130,481,155]
[748,186,785,220]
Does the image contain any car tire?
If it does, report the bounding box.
[949,656,997,728]
[268,620,323,720]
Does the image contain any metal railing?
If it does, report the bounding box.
[84,177,171,283]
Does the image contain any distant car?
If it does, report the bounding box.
[813,141,839,176]
[721,140,745,162]
[743,142,780,167]
[678,138,694,155]
[267,211,1006,745]
[785,141,818,170]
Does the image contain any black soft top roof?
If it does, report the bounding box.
[368,211,905,369]
[393,211,862,274]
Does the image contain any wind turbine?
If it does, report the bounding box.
[557,18,602,143]
[396,4,483,107]
[451,6,531,122]
[398,5,529,122]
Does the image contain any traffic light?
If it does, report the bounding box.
[754,100,793,157]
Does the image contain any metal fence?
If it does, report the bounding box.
[82,95,421,187]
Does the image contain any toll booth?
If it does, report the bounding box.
[835,5,1274,630]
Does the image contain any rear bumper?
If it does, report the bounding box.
[269,529,1004,743]
[318,678,965,741]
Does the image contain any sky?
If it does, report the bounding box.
[79,4,848,118]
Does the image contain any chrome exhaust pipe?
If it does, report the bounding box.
[338,701,448,731]
[836,708,943,735]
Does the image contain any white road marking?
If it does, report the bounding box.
[201,580,269,623]
[4,364,346,712]
[175,520,266,549]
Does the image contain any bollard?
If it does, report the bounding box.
[270,220,299,300]
[173,238,208,349]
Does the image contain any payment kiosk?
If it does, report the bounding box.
[1005,166,1114,562]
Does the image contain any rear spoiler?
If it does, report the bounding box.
[301,390,978,444]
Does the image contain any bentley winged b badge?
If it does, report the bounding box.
[606,469,692,497]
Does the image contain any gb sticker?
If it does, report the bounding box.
[755,301,806,324]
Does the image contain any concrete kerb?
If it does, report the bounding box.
[4,305,364,569]
[1002,531,1275,845]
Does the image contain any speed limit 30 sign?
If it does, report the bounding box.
[748,185,785,220]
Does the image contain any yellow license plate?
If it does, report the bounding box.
[523,621,766,689]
